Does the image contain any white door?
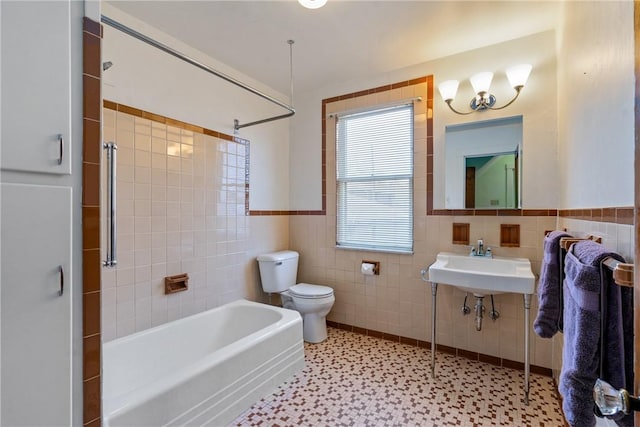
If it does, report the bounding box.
[1,183,72,426]
[0,0,71,174]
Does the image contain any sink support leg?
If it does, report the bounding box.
[524,293,531,405]
[431,282,438,379]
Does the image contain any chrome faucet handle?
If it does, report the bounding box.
[469,246,477,256]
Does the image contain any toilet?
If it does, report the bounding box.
[257,250,335,343]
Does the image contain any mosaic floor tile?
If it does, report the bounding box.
[230,328,565,426]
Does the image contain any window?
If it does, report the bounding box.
[336,103,413,253]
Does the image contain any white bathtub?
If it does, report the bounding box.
[103,299,304,426]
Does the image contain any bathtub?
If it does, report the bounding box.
[103,299,304,426]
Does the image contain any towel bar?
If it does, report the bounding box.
[602,257,634,288]
[558,236,634,287]
[559,235,602,251]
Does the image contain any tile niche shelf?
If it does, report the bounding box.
[452,223,470,245]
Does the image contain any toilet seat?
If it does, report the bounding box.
[289,283,334,299]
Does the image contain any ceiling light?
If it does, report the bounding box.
[438,64,532,115]
[298,0,327,9]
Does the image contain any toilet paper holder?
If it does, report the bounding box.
[361,260,380,275]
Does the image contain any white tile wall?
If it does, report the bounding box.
[289,213,633,370]
[558,218,634,263]
[101,109,289,342]
[291,214,558,368]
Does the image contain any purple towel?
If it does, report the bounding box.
[559,240,633,427]
[534,230,571,338]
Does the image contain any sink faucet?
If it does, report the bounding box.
[470,239,492,257]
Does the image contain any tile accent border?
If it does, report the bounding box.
[102,100,251,217]
[102,101,247,144]
[432,209,558,216]
[326,321,553,378]
[82,17,102,427]
[559,207,634,225]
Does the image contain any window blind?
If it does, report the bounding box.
[336,103,413,253]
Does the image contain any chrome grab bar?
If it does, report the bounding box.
[103,142,118,267]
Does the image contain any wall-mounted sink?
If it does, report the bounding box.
[424,251,536,405]
[428,252,535,296]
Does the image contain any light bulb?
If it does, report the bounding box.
[298,0,327,9]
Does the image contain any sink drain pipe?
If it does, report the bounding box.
[474,296,484,331]
[472,295,500,331]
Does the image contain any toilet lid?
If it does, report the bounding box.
[289,283,334,298]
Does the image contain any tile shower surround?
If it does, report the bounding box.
[101,103,287,341]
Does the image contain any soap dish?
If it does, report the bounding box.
[165,273,189,294]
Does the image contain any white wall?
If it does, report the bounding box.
[102,4,291,210]
[290,31,558,210]
[557,1,634,209]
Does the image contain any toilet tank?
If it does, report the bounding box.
[256,250,299,293]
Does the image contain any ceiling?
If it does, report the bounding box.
[106,1,562,97]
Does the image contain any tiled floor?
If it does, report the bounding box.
[230,328,566,427]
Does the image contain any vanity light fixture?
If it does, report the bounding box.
[438,64,532,115]
[298,0,327,9]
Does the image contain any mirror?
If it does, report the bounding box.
[444,116,523,209]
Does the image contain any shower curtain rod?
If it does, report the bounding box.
[101,15,295,131]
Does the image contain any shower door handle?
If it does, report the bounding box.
[103,142,118,267]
